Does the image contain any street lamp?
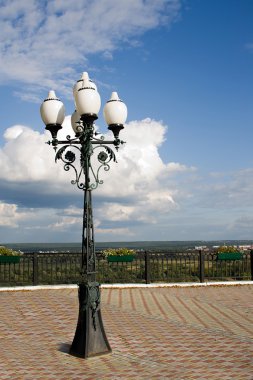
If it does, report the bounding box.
[40,72,127,358]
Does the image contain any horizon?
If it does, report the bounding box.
[5,239,253,245]
[0,1,253,242]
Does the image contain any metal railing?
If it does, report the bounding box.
[0,251,252,287]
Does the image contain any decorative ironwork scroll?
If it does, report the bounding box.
[50,118,121,285]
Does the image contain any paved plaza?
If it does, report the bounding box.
[0,283,252,379]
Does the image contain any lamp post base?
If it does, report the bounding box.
[69,282,111,358]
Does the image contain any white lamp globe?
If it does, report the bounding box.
[71,110,82,133]
[73,72,97,98]
[103,92,127,126]
[74,73,101,117]
[40,90,65,126]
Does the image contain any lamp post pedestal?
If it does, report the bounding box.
[70,282,111,358]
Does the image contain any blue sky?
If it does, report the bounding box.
[0,0,253,243]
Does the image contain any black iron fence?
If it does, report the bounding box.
[0,251,252,287]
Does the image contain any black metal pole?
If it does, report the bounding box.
[250,250,253,282]
[145,251,151,284]
[199,250,205,283]
[33,253,38,286]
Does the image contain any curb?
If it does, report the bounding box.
[0,280,252,291]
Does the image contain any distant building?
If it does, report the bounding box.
[195,246,209,251]
[238,245,253,250]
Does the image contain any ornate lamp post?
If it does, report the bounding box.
[40,72,127,358]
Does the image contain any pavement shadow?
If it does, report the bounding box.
[58,342,72,354]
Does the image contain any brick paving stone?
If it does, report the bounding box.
[0,285,252,379]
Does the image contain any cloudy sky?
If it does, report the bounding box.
[0,0,253,243]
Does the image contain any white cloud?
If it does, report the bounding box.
[49,217,80,231]
[195,168,253,210]
[0,117,77,185]
[0,201,36,227]
[95,118,191,200]
[3,115,253,242]
[0,125,57,182]
[96,189,177,226]
[0,116,196,241]
[0,0,181,97]
[0,202,19,227]
[0,116,193,202]
[167,162,196,173]
[47,206,82,231]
